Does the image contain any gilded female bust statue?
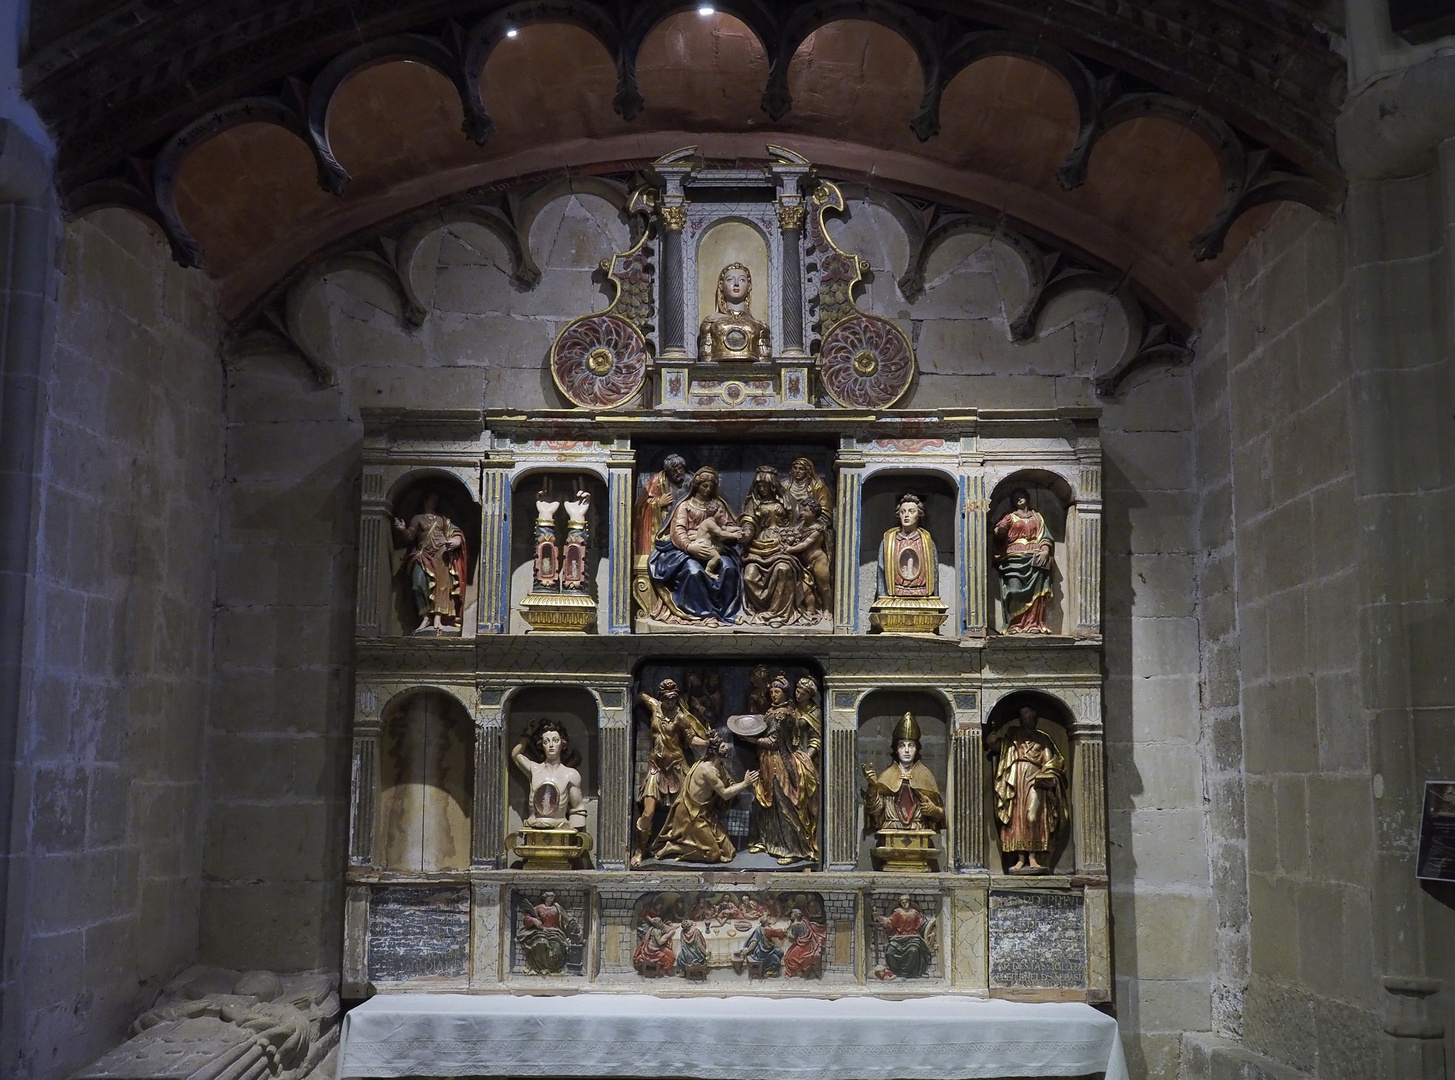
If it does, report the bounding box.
[698,262,771,362]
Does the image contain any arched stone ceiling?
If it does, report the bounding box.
[31,2,1346,332]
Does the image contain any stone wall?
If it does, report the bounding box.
[5,209,223,1079]
[208,192,1211,1079]
[1192,204,1379,1079]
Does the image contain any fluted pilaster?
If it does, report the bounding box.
[472,714,505,867]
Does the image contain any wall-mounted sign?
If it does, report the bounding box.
[1417,780,1455,881]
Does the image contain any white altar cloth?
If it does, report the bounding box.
[336,994,1128,1080]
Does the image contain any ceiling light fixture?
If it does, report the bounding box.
[505,26,519,37]
[698,6,714,15]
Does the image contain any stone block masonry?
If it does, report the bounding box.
[3,209,224,1080]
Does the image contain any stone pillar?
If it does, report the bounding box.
[471,699,505,867]
[950,696,985,871]
[824,685,860,870]
[658,202,688,358]
[961,474,988,636]
[606,464,633,635]
[477,465,511,634]
[777,199,806,356]
[834,466,863,633]
[342,885,370,998]
[0,122,56,1000]
[1073,462,1102,636]
[356,466,388,634]
[1069,721,1107,875]
[348,730,379,865]
[596,686,632,868]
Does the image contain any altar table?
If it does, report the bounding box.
[336,993,1128,1080]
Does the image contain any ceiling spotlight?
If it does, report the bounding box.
[505,26,518,37]
[698,5,714,14]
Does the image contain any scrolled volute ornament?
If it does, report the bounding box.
[807,180,917,408]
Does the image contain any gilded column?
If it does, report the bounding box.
[596,686,632,868]
[961,474,988,637]
[348,732,378,865]
[356,467,387,635]
[478,466,511,634]
[951,708,985,871]
[825,684,860,870]
[472,705,506,867]
[659,200,689,357]
[606,465,633,635]
[1075,464,1102,635]
[1070,717,1107,875]
[834,468,862,633]
[777,198,806,355]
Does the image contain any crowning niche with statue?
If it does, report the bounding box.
[345,146,1111,1001]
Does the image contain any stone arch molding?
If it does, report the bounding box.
[360,682,479,726]
[213,173,1187,395]
[58,1,1342,299]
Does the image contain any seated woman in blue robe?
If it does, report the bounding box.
[648,466,745,623]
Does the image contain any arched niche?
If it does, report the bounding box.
[987,469,1075,637]
[507,469,610,634]
[854,688,950,871]
[695,220,771,336]
[983,689,1076,875]
[504,685,601,868]
[631,657,825,871]
[858,470,959,633]
[377,688,474,873]
[386,471,481,637]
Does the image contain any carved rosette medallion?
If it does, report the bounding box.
[550,314,649,409]
[818,314,915,408]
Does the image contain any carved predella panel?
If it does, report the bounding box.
[599,890,854,984]
[866,890,944,982]
[509,887,590,977]
[988,889,1086,992]
[368,885,471,984]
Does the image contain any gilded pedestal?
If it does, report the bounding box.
[519,591,597,632]
[869,595,948,634]
[509,827,593,870]
[872,828,940,872]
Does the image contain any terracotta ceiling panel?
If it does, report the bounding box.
[780,21,924,151]
[927,56,1079,191]
[173,121,334,280]
[1067,117,1224,284]
[327,61,480,200]
[635,12,768,129]
[478,24,627,155]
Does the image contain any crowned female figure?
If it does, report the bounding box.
[740,674,819,864]
[992,487,1055,633]
[698,262,771,362]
